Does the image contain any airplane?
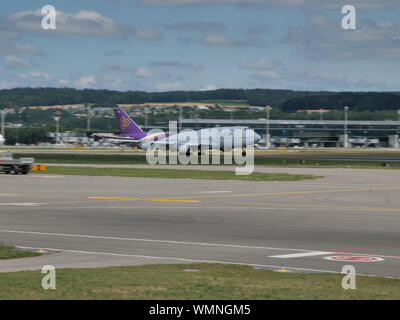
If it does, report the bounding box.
[95,108,261,155]
[0,134,4,146]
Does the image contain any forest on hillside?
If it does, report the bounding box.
[0,88,399,112]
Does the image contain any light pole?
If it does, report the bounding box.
[179,107,183,132]
[144,107,148,128]
[86,105,91,132]
[344,106,349,148]
[266,105,272,149]
[398,109,400,121]
[1,109,8,138]
[320,108,324,121]
[54,116,60,144]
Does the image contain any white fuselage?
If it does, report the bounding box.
[141,127,261,152]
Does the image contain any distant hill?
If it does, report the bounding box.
[0,87,399,112]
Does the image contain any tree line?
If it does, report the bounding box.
[1,87,400,112]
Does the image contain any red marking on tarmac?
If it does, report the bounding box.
[325,256,384,262]
[329,244,400,252]
[326,251,400,259]
[323,244,400,259]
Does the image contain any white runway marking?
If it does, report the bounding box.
[199,191,232,194]
[15,245,341,275]
[0,229,309,252]
[30,175,63,179]
[14,246,400,279]
[269,251,331,258]
[0,203,46,207]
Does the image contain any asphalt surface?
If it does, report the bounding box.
[10,148,400,162]
[1,166,400,279]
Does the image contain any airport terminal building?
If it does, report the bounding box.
[181,119,400,148]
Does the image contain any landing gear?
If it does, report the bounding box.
[185,146,203,157]
[242,148,247,156]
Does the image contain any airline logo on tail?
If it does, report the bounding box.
[114,107,147,139]
[120,116,131,130]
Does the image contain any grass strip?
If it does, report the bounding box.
[33,166,321,181]
[0,245,40,260]
[0,263,398,300]
[14,153,400,169]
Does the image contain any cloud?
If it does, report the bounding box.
[155,82,184,91]
[74,76,96,88]
[3,55,32,68]
[200,34,267,47]
[97,74,123,88]
[134,27,163,40]
[242,58,285,81]
[73,74,124,89]
[237,56,392,90]
[140,0,399,10]
[150,60,204,70]
[309,0,400,10]
[239,58,281,70]
[3,9,162,40]
[102,64,170,79]
[0,71,69,88]
[135,67,167,79]
[0,80,19,89]
[18,71,52,81]
[248,65,393,91]
[198,84,218,91]
[290,70,391,90]
[140,0,302,7]
[0,42,44,56]
[281,15,400,60]
[164,22,226,33]
[2,71,127,90]
[57,79,69,86]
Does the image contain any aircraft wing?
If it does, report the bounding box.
[148,140,209,153]
[92,133,141,146]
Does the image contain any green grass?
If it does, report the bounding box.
[33,166,320,181]
[0,263,398,300]
[0,245,40,260]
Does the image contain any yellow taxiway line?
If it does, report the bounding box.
[88,196,202,203]
[166,186,400,200]
[88,187,400,203]
[239,202,400,212]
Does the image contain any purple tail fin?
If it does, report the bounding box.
[114,108,147,139]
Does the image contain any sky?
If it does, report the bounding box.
[0,0,399,92]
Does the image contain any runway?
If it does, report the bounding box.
[1,167,400,278]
